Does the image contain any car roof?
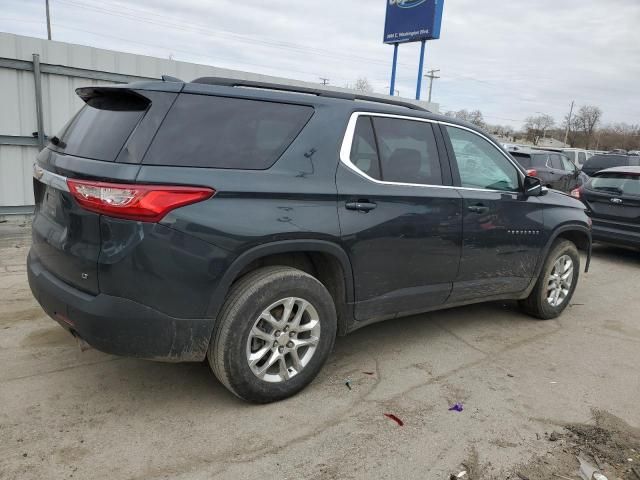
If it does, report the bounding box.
[122,76,498,141]
[595,166,640,175]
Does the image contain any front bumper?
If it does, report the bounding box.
[27,252,212,362]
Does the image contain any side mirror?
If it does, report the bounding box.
[523,175,544,197]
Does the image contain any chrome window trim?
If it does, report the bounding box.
[33,163,70,192]
[339,111,525,193]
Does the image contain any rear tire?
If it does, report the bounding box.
[519,239,580,320]
[209,266,337,403]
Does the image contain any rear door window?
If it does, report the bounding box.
[548,154,564,170]
[532,153,549,166]
[371,117,442,185]
[144,94,313,169]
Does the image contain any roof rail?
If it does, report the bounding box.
[191,76,429,112]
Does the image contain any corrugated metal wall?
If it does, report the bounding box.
[0,32,438,213]
[0,32,245,212]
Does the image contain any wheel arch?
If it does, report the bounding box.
[206,240,355,335]
[544,224,592,274]
[521,223,592,300]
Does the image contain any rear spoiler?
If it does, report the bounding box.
[75,87,150,111]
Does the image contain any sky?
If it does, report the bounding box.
[1,0,639,129]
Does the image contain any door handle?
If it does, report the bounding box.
[346,201,377,212]
[467,204,489,214]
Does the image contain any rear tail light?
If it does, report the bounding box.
[66,179,214,222]
[570,187,582,199]
[526,169,537,177]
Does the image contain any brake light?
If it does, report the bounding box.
[66,179,214,222]
[570,187,582,199]
[526,169,537,177]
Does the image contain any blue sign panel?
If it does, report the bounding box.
[383,0,444,44]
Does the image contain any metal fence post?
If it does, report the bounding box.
[32,53,45,150]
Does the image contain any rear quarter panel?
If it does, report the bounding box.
[137,103,346,254]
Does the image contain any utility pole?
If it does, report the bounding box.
[424,69,440,103]
[564,100,575,146]
[319,77,330,86]
[45,0,52,40]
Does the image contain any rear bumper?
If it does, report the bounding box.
[592,223,640,248]
[27,252,212,362]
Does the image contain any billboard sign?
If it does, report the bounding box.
[383,0,444,44]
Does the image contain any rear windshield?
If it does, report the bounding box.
[511,153,532,168]
[54,94,147,162]
[144,94,314,169]
[511,153,547,169]
[584,155,628,170]
[590,173,640,196]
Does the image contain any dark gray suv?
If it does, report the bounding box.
[28,77,592,402]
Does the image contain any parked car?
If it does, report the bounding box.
[581,154,640,177]
[28,77,592,403]
[508,148,581,192]
[537,147,593,168]
[572,166,640,248]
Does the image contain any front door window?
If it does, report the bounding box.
[445,126,520,192]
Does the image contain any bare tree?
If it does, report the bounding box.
[561,113,581,147]
[573,105,602,149]
[444,109,485,128]
[490,124,514,138]
[524,114,555,145]
[597,123,640,151]
[346,77,374,93]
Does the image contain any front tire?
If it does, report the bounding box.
[519,239,580,320]
[209,266,337,403]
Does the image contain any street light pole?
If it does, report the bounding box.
[46,0,52,40]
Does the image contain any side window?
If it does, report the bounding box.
[349,117,381,180]
[549,154,564,170]
[535,154,549,167]
[371,117,442,185]
[144,94,313,169]
[560,155,575,171]
[445,126,520,192]
[578,152,587,165]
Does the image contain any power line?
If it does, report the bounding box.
[47,22,344,82]
[319,77,330,86]
[564,100,575,145]
[54,0,404,69]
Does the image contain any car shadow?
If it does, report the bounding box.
[591,243,640,265]
[93,300,532,406]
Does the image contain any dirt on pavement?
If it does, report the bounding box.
[1,222,639,480]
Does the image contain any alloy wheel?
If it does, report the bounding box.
[546,254,574,307]
[246,297,321,383]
